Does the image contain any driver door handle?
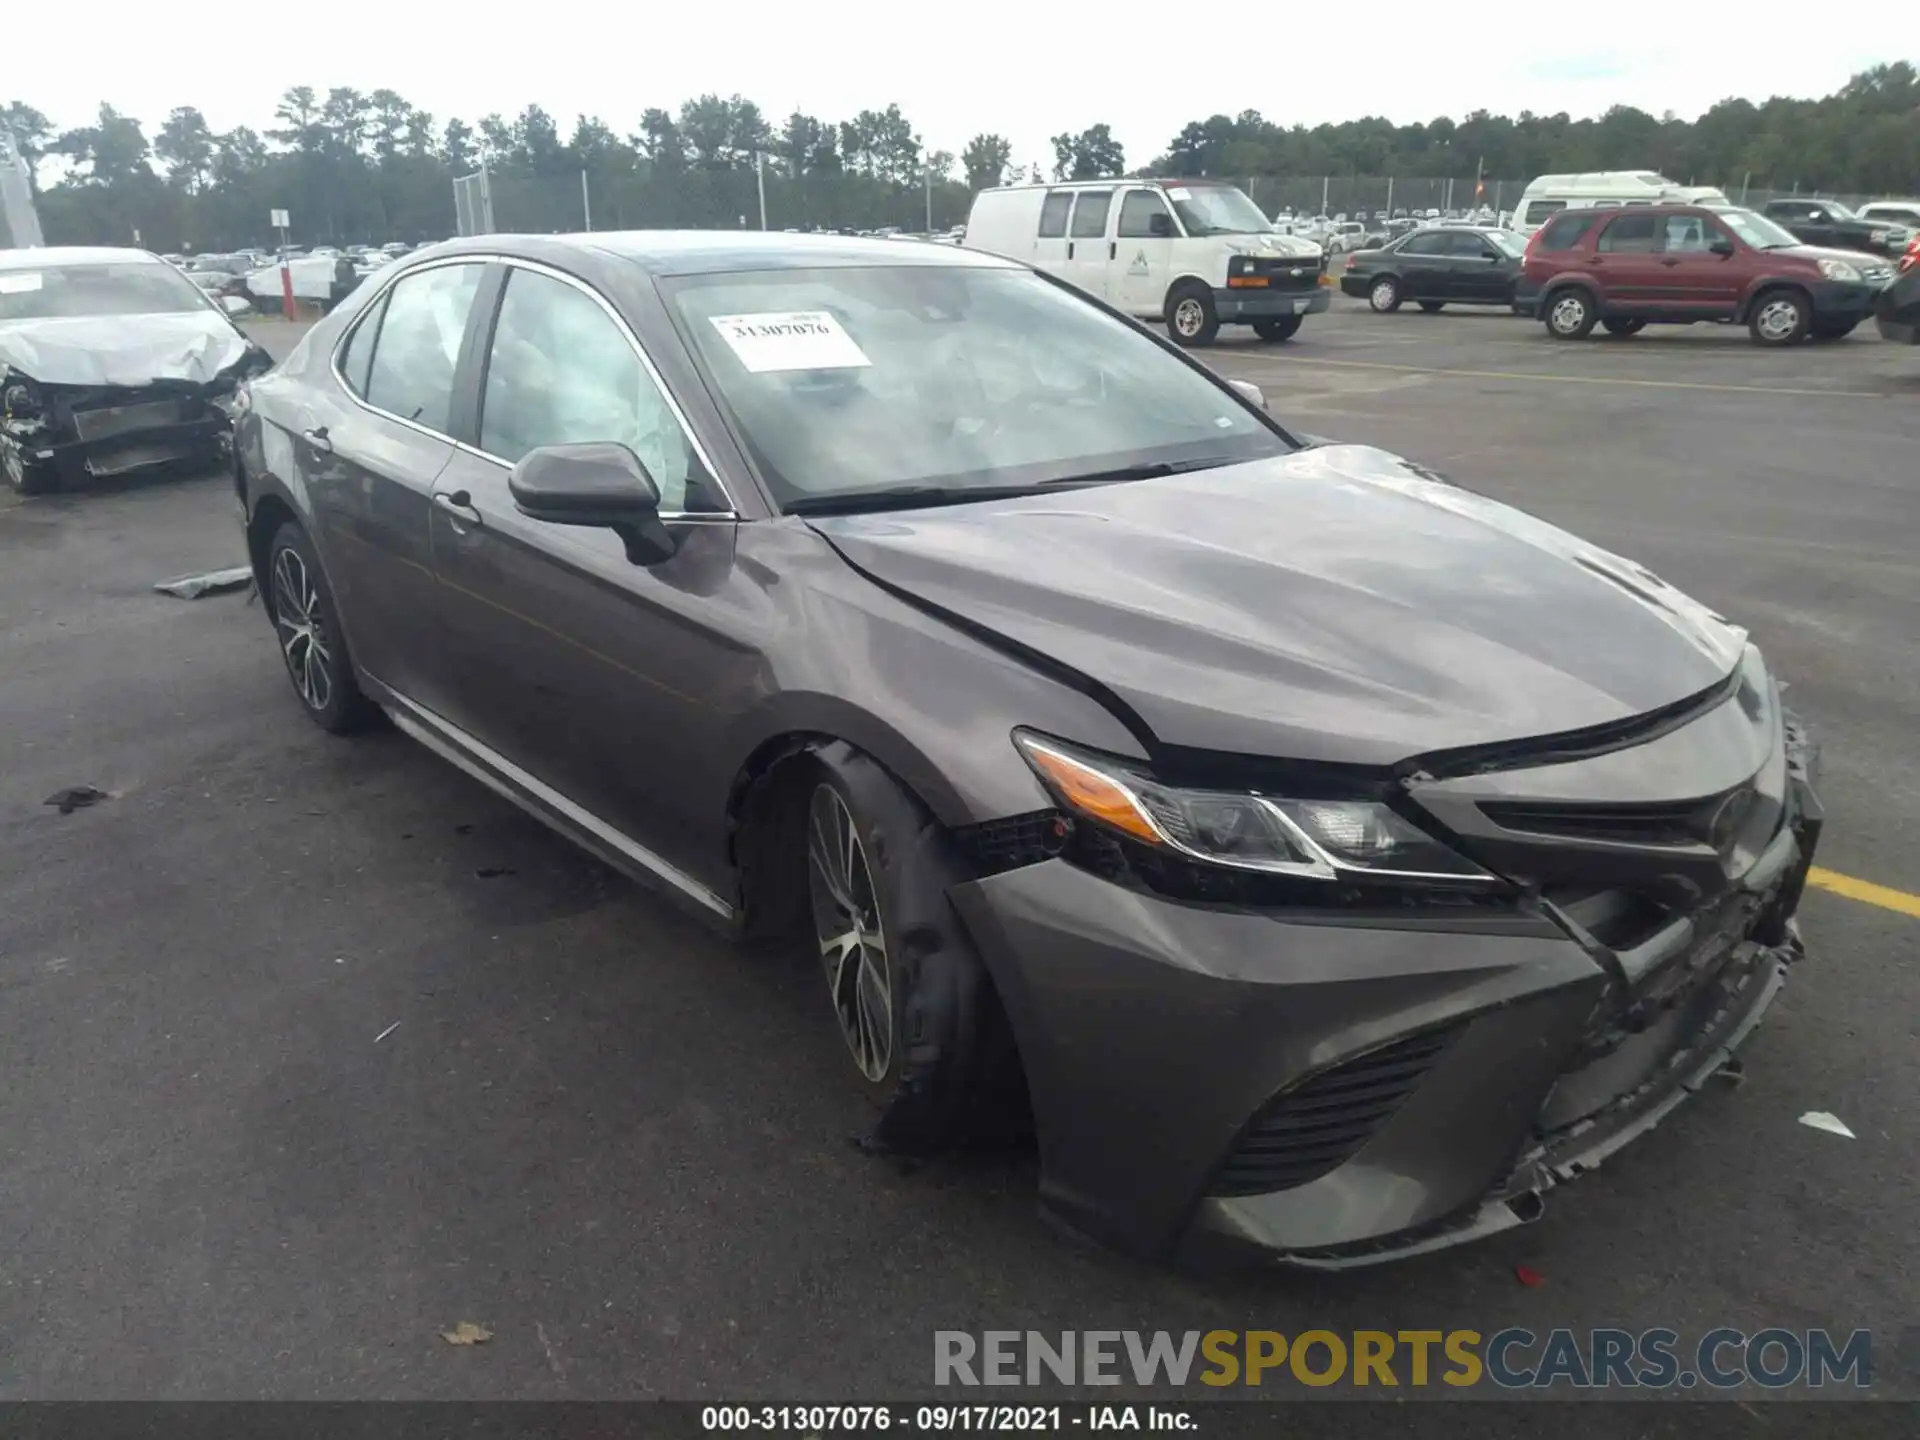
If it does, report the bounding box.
[301,426,332,455]
[433,491,482,528]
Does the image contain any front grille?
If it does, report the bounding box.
[1258,258,1324,292]
[1211,1026,1461,1197]
[1481,784,1758,852]
[72,398,184,443]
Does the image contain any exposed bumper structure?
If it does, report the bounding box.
[948,668,1821,1267]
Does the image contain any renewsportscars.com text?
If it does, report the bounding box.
[934,1328,1872,1391]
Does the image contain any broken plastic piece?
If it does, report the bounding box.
[1514,1264,1546,1288]
[374,1021,401,1044]
[441,1322,493,1346]
[154,565,255,599]
[43,785,108,815]
[1711,1056,1747,1087]
[1798,1111,1855,1139]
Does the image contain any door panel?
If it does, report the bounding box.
[427,263,750,883]
[299,262,485,707]
[1453,233,1510,300]
[1114,188,1176,316]
[1394,233,1452,297]
[1063,190,1114,301]
[1654,214,1743,316]
[1588,212,1663,307]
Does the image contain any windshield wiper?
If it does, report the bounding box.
[1037,456,1240,486]
[784,484,1048,516]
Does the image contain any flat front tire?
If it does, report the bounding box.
[265,520,378,733]
[802,743,1024,1155]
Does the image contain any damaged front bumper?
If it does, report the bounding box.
[947,692,1823,1269]
[3,377,247,486]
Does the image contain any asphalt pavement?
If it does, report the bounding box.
[1,305,1915,1402]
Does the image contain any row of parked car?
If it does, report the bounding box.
[1338,205,1916,347]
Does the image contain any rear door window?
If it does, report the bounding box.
[362,262,484,434]
[1037,192,1072,238]
[1537,212,1601,251]
[1597,213,1658,253]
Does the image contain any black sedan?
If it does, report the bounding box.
[1341,226,1527,312]
[233,231,1822,1267]
[1875,243,1920,343]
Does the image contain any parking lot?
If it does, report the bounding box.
[2,298,1916,1401]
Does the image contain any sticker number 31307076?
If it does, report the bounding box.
[709,311,872,373]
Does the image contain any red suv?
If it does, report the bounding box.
[1518,204,1897,346]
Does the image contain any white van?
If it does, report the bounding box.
[1512,171,1731,237]
[961,179,1329,346]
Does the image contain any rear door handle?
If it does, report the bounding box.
[1660,258,1682,267]
[1067,241,1075,260]
[433,491,482,528]
[1109,241,1117,260]
[301,426,332,455]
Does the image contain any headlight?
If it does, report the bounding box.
[1013,733,1494,883]
[1817,257,1862,282]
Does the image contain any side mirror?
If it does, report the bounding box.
[220,294,252,317]
[1709,237,1736,257]
[1227,378,1267,411]
[1148,212,1175,238]
[508,441,676,566]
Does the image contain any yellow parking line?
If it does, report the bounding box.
[1252,354,1884,400]
[1807,868,1920,919]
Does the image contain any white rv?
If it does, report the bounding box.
[961,179,1328,347]
[1512,172,1732,237]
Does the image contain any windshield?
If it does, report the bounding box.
[667,265,1288,509]
[1713,208,1801,249]
[1164,184,1274,236]
[1820,199,1860,221]
[0,262,214,321]
[1485,230,1526,257]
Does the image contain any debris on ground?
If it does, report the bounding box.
[43,785,109,815]
[374,1021,401,1044]
[153,565,255,600]
[1514,1264,1546,1288]
[1798,1111,1856,1139]
[1711,1057,1747,1087]
[441,1322,493,1346]
[475,867,517,879]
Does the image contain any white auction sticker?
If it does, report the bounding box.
[709,311,871,373]
[0,271,45,294]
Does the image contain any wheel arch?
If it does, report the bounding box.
[1735,278,1814,325]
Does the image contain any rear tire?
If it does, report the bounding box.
[1749,289,1811,347]
[1602,318,1646,336]
[1544,287,1598,339]
[1368,275,1402,313]
[801,744,1026,1155]
[1165,282,1219,347]
[265,520,379,734]
[1417,300,1444,313]
[1251,315,1302,342]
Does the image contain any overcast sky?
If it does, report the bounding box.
[11,7,1903,170]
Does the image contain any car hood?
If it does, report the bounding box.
[0,311,258,388]
[809,445,1748,765]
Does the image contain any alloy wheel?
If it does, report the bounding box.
[271,546,334,712]
[807,784,894,1083]
[1370,278,1397,310]
[1172,298,1204,338]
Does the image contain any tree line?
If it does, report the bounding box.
[3,64,1915,252]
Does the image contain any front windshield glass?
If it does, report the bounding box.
[0,262,213,320]
[667,264,1288,508]
[1165,183,1273,236]
[1486,230,1526,257]
[1821,199,1860,221]
[1713,208,1800,249]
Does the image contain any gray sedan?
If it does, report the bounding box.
[233,232,1822,1267]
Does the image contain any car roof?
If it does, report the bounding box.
[424,229,1023,278]
[0,246,164,271]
